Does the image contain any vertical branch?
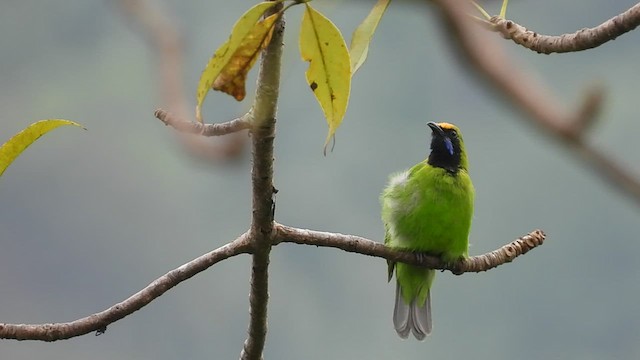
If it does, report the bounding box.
[240,3,285,360]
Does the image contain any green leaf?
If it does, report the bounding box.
[349,0,391,75]
[195,1,280,123]
[470,0,491,20]
[0,119,85,177]
[499,0,509,18]
[299,3,351,153]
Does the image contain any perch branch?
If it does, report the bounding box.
[240,4,284,360]
[0,233,252,341]
[154,109,252,136]
[274,223,546,274]
[429,0,640,205]
[488,3,640,54]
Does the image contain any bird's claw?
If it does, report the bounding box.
[446,256,466,275]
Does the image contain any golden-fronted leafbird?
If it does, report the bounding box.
[381,122,474,340]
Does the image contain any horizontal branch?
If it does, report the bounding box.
[0,233,252,341]
[489,3,640,54]
[274,223,545,274]
[154,108,252,136]
[430,0,640,206]
[431,0,601,136]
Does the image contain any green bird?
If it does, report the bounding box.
[381,122,474,340]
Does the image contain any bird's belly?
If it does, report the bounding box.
[391,185,471,259]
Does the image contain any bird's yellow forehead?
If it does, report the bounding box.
[437,122,457,130]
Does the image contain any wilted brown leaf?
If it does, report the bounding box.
[213,13,280,101]
[195,1,279,122]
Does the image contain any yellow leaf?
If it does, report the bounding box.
[195,1,280,123]
[349,0,391,75]
[299,4,351,153]
[213,13,279,101]
[0,119,85,177]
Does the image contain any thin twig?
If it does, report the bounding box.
[0,233,252,341]
[154,109,252,136]
[240,4,285,360]
[274,223,545,274]
[488,3,640,54]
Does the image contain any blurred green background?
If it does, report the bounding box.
[1,1,639,359]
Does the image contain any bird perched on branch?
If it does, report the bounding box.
[381,122,474,340]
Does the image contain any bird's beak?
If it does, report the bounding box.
[428,122,454,155]
[427,122,445,137]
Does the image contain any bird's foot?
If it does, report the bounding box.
[444,256,466,275]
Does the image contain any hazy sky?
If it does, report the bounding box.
[1,1,639,359]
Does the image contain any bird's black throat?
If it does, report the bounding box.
[427,135,462,174]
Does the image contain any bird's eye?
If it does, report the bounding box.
[449,130,458,138]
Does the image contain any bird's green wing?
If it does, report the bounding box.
[407,160,428,178]
[384,225,395,282]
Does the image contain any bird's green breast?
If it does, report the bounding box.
[382,161,474,261]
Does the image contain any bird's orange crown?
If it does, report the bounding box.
[436,122,457,130]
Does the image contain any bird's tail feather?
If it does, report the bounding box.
[393,283,411,339]
[393,282,432,340]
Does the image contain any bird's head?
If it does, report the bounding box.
[426,122,468,173]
